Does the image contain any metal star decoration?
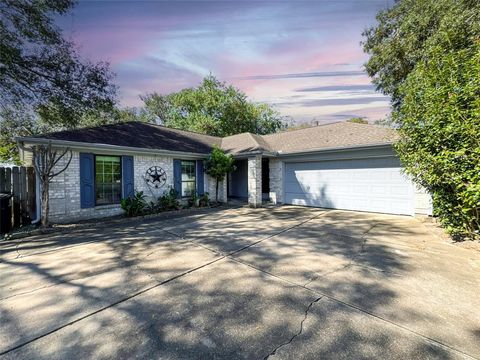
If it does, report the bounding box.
[145,166,167,189]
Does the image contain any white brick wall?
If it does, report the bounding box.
[269,158,284,204]
[206,174,227,203]
[133,155,174,203]
[248,155,262,207]
[47,151,179,223]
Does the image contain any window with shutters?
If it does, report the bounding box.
[181,160,196,197]
[95,155,122,205]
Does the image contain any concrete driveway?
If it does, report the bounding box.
[1,206,479,359]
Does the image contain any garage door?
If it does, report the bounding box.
[284,157,414,215]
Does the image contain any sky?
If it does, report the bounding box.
[58,0,394,124]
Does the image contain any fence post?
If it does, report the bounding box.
[12,167,20,227]
[27,167,36,221]
[0,168,5,193]
[19,166,28,224]
[5,168,11,193]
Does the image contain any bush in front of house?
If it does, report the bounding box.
[121,191,147,217]
[121,188,212,218]
[188,192,211,208]
[158,187,180,211]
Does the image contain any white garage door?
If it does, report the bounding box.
[284,157,414,215]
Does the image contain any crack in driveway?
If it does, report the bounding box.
[263,296,323,359]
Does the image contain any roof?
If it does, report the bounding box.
[262,122,398,153]
[27,122,221,154]
[221,132,273,154]
[20,121,397,156]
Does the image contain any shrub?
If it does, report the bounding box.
[158,187,180,211]
[188,192,199,208]
[121,191,147,217]
[199,192,210,207]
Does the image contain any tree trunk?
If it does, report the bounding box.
[40,180,49,228]
[215,177,219,203]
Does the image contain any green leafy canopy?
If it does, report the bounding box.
[364,0,480,239]
[140,75,286,137]
[204,147,235,202]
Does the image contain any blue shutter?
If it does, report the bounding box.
[80,153,95,208]
[196,160,204,195]
[122,156,134,198]
[173,159,182,198]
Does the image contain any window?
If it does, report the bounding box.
[181,160,196,197]
[95,155,122,205]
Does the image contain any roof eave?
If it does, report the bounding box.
[16,137,210,159]
[275,142,395,157]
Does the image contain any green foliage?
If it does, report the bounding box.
[394,44,480,240]
[1,0,117,121]
[158,187,180,211]
[188,192,199,208]
[187,192,210,208]
[363,0,480,109]
[204,147,235,202]
[0,0,118,164]
[198,192,210,207]
[140,75,286,136]
[346,117,368,124]
[121,191,147,217]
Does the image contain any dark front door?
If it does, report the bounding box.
[262,158,270,196]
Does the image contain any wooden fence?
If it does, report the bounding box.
[0,166,36,228]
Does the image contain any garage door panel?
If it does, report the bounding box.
[284,158,414,215]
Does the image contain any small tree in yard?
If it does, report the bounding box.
[204,147,235,203]
[30,143,73,228]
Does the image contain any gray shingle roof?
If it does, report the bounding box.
[221,132,274,154]
[30,122,221,154]
[262,122,398,153]
[24,121,397,156]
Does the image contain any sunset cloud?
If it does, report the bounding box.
[58,0,393,123]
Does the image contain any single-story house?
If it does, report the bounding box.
[17,121,432,223]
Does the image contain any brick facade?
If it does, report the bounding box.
[247,155,262,207]
[268,158,284,204]
[48,151,183,223]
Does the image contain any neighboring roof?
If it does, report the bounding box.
[221,132,273,154]
[20,121,397,156]
[25,122,221,154]
[262,122,398,154]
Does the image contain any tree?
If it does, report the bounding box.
[346,117,368,124]
[364,0,480,240]
[204,147,235,203]
[0,0,117,163]
[394,44,480,240]
[0,0,117,118]
[141,75,286,136]
[362,0,480,110]
[27,142,72,227]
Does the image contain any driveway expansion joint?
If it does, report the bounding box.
[263,296,323,359]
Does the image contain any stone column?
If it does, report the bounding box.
[248,155,262,207]
[269,159,284,204]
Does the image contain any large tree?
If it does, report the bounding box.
[394,45,480,240]
[364,0,480,239]
[0,0,117,163]
[362,0,480,110]
[141,75,286,136]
